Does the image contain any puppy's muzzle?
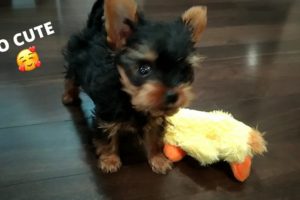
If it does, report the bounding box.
[164,90,178,105]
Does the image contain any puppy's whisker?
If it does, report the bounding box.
[187,53,206,68]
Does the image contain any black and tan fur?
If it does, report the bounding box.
[62,0,207,174]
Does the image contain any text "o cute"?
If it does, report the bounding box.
[0,21,55,53]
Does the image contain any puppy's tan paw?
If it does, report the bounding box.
[149,154,173,174]
[98,154,122,173]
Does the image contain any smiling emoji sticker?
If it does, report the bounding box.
[17,46,41,72]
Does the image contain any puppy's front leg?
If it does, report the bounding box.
[62,79,80,105]
[144,118,173,174]
[94,122,122,173]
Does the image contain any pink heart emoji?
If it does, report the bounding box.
[29,46,36,52]
[36,61,41,67]
[19,65,25,72]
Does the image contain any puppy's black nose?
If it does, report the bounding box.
[165,90,178,104]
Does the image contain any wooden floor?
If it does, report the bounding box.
[1,0,300,199]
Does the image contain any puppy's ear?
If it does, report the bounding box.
[104,0,138,49]
[182,6,207,44]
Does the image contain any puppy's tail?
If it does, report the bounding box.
[87,0,105,29]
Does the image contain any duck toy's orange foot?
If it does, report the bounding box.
[163,144,186,162]
[230,156,252,182]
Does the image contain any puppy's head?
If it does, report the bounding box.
[104,0,207,116]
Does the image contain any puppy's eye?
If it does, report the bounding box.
[138,65,151,76]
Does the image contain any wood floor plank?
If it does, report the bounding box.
[200,40,300,61]
[145,0,300,26]
[200,24,300,47]
[0,120,93,187]
[0,78,94,128]
[1,159,299,200]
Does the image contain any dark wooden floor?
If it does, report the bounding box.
[1,0,300,199]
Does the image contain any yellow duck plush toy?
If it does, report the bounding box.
[164,108,267,182]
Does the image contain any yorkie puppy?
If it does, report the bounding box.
[62,0,207,174]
